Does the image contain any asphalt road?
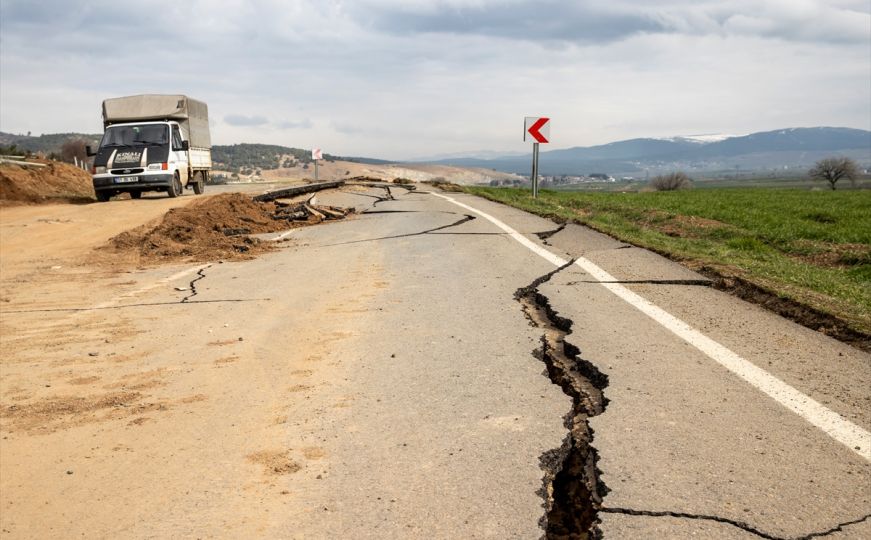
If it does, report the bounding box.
[0,184,868,538]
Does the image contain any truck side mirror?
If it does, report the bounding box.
[86,145,96,157]
[180,140,189,151]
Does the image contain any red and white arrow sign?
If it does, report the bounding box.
[312,148,323,160]
[524,116,550,143]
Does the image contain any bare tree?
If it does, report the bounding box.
[650,171,692,191]
[808,157,859,190]
[60,139,88,163]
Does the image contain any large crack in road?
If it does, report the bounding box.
[534,223,566,245]
[515,261,610,539]
[513,248,869,540]
[323,214,477,247]
[180,265,212,303]
[599,508,871,540]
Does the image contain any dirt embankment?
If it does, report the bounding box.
[248,158,524,186]
[0,161,95,205]
[97,192,348,266]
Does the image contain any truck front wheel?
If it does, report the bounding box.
[167,173,183,198]
[95,191,111,202]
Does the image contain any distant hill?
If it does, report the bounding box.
[0,134,393,169]
[426,127,871,176]
[211,143,393,173]
[691,128,871,158]
[212,143,315,172]
[5,127,867,178]
[0,132,102,155]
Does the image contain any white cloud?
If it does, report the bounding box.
[224,115,269,127]
[0,0,868,159]
[278,119,314,130]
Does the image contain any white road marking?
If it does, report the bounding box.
[432,192,871,461]
[273,229,297,241]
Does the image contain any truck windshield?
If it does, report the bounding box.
[101,124,168,147]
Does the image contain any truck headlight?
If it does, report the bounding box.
[94,166,106,174]
[147,163,165,171]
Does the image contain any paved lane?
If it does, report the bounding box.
[435,192,871,539]
[2,185,868,539]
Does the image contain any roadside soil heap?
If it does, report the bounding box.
[99,192,351,265]
[0,160,95,204]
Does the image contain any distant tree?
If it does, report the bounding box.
[650,171,693,191]
[60,139,88,162]
[809,157,858,191]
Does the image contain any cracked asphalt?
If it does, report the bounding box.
[533,223,871,539]
[1,185,869,538]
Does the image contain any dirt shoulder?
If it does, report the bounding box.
[0,186,373,537]
[0,195,200,283]
[251,158,522,186]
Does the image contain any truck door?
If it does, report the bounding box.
[171,124,189,185]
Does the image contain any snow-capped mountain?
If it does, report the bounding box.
[425,127,871,176]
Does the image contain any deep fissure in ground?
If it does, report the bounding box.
[515,262,610,539]
[515,262,869,540]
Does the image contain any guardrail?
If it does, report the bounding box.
[253,180,345,202]
[0,157,48,168]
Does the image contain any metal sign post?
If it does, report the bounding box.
[531,142,540,198]
[524,117,550,198]
[312,148,323,181]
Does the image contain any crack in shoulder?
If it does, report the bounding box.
[600,508,871,540]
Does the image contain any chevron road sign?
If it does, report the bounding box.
[524,117,550,143]
[524,117,550,198]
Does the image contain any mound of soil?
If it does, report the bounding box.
[101,193,298,264]
[347,176,387,183]
[0,161,95,205]
[422,179,464,192]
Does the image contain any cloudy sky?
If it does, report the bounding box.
[1,0,869,160]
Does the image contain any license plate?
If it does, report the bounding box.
[114,176,139,184]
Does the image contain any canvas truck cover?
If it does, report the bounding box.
[102,94,211,148]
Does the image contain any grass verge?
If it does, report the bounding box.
[465,187,871,348]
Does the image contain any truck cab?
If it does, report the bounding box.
[89,94,212,201]
[91,121,193,200]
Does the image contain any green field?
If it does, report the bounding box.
[465,187,871,336]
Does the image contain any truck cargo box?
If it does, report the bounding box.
[102,94,211,148]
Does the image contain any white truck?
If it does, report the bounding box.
[88,94,212,201]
